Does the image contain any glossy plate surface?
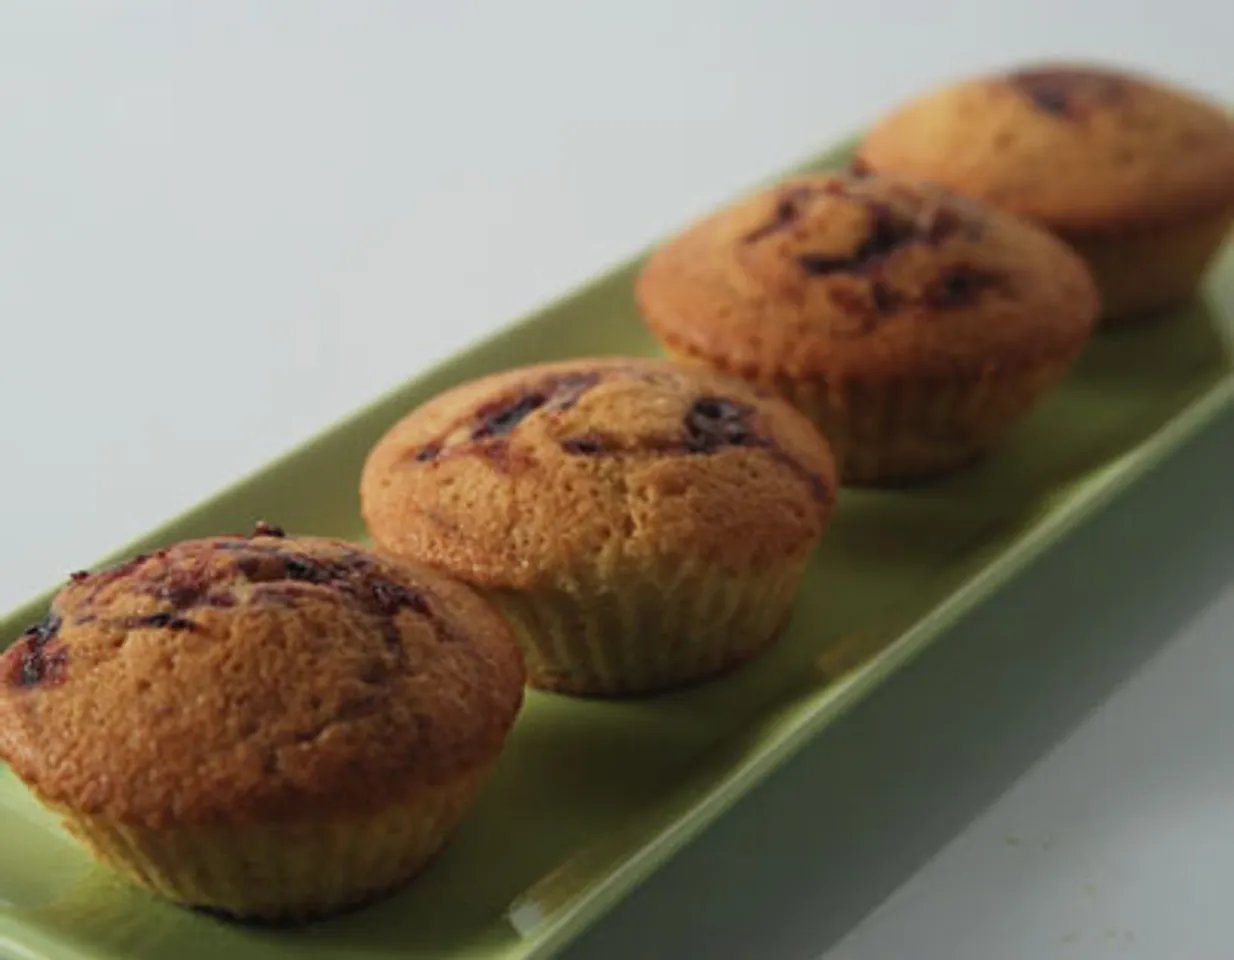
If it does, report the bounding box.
[2,141,1232,960]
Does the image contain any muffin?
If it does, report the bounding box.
[360,357,837,697]
[634,171,1100,483]
[855,63,1234,319]
[0,524,525,921]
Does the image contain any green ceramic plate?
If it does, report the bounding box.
[2,138,1233,960]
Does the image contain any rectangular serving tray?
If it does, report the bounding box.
[2,138,1233,960]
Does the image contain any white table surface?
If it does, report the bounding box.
[2,3,1233,958]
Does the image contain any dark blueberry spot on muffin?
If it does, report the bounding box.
[127,611,197,632]
[477,438,541,474]
[922,205,967,244]
[1008,67,1126,119]
[62,549,237,626]
[562,433,610,455]
[159,580,206,609]
[472,393,548,440]
[743,185,819,243]
[235,553,281,582]
[863,203,920,258]
[18,646,68,688]
[773,195,804,227]
[228,544,433,651]
[797,202,919,276]
[1019,80,1070,116]
[201,593,238,608]
[24,614,62,647]
[252,521,286,538]
[547,372,601,410]
[368,580,431,618]
[284,556,335,583]
[685,397,759,454]
[229,546,337,587]
[279,557,312,580]
[414,371,604,467]
[923,265,1006,308]
[870,280,901,315]
[63,549,176,606]
[683,404,832,503]
[797,253,849,275]
[471,373,601,442]
[7,614,67,688]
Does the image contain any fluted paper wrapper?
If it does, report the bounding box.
[488,560,809,697]
[39,765,492,921]
[1062,204,1234,322]
[778,356,1079,484]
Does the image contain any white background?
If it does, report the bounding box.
[2,3,1233,958]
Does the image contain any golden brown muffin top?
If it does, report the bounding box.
[855,63,1234,231]
[635,171,1099,381]
[360,357,837,588]
[0,527,525,828]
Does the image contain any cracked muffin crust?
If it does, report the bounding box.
[634,171,1099,483]
[0,526,525,920]
[361,356,837,696]
[855,63,1234,318]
